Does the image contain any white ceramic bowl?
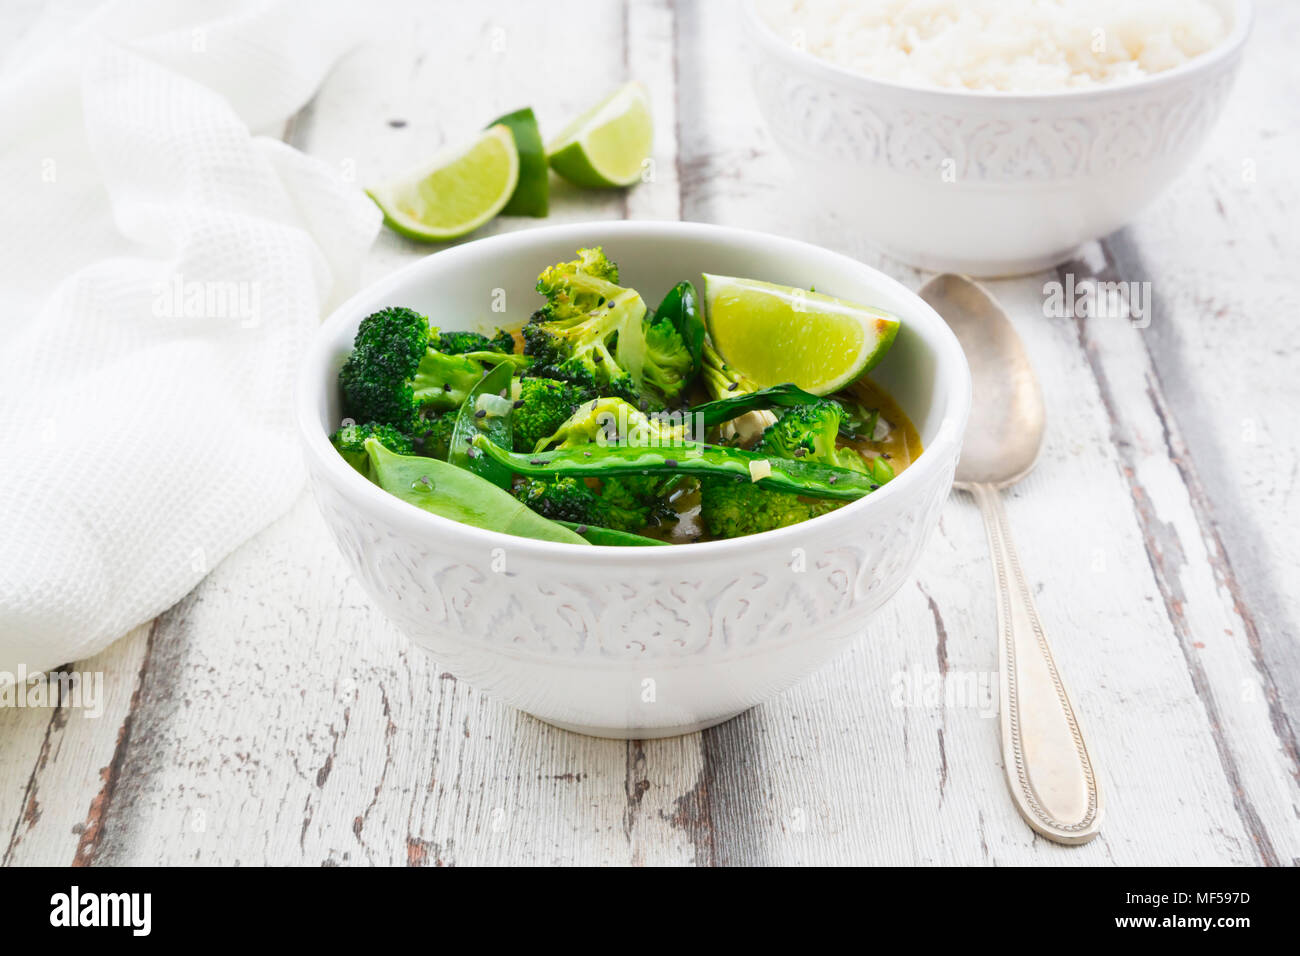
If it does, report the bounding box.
[744,0,1252,276]
[298,221,970,738]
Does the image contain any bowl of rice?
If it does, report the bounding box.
[745,0,1252,276]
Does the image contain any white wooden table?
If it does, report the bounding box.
[3,0,1298,867]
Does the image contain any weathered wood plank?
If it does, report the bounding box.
[1095,0,1300,755]
[0,625,153,866]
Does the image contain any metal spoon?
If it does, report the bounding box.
[920,273,1103,845]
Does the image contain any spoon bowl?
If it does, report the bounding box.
[922,274,1046,489]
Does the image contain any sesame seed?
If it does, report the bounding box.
[474,409,486,419]
[828,475,838,484]
[513,400,524,408]
[576,524,588,534]
[593,353,604,363]
[664,459,678,468]
[530,458,544,465]
[726,382,738,391]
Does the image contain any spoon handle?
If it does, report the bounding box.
[969,481,1103,844]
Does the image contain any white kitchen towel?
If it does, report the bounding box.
[0,0,381,675]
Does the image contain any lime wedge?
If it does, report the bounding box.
[487,107,548,217]
[546,82,653,188]
[702,274,901,395]
[367,125,519,242]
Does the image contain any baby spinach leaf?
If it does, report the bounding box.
[688,383,822,427]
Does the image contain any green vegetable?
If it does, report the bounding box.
[833,396,880,441]
[364,438,587,544]
[330,421,414,476]
[557,522,670,546]
[691,381,884,443]
[699,338,776,445]
[653,281,705,374]
[339,306,528,425]
[523,248,701,410]
[701,338,762,401]
[637,280,701,407]
[700,480,842,538]
[434,328,515,355]
[538,397,689,450]
[688,383,823,428]
[512,377,592,452]
[448,360,516,488]
[410,412,456,460]
[512,477,655,534]
[471,434,880,501]
[599,474,680,526]
[759,399,895,484]
[523,247,648,403]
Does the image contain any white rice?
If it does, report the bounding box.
[757,0,1230,92]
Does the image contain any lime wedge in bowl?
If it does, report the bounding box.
[367,125,519,242]
[546,81,653,188]
[703,274,901,394]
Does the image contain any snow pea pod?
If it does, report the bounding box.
[555,522,670,546]
[365,438,588,544]
[448,360,515,488]
[471,435,881,501]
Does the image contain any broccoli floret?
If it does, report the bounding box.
[757,400,864,471]
[330,421,414,475]
[513,477,654,534]
[756,399,895,484]
[534,247,622,319]
[511,377,592,452]
[525,248,699,409]
[524,247,650,402]
[410,411,457,460]
[601,474,680,527]
[435,328,516,355]
[537,397,688,450]
[339,306,528,425]
[641,312,694,407]
[700,480,842,539]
